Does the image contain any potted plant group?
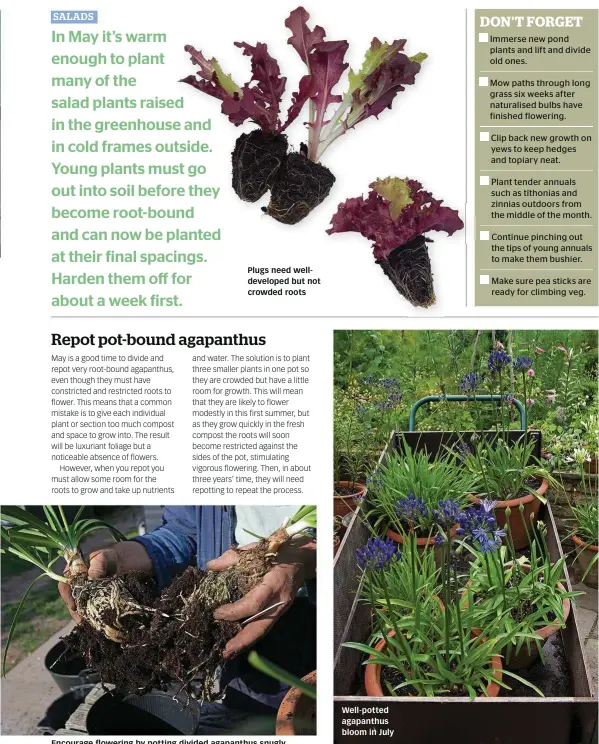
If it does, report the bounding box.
[365,442,474,552]
[334,378,403,517]
[345,521,541,698]
[569,498,598,589]
[459,503,578,669]
[464,436,557,549]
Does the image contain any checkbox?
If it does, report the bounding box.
[480,176,490,186]
[479,274,490,285]
[480,131,490,141]
[480,231,490,240]
[479,76,489,87]
[479,33,489,42]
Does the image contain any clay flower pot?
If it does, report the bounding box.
[364,631,502,698]
[466,562,571,669]
[583,456,598,475]
[276,670,317,735]
[334,481,366,517]
[386,525,458,565]
[470,477,549,550]
[573,534,598,589]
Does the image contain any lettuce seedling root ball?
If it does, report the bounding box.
[376,234,436,308]
[232,130,289,203]
[266,152,336,224]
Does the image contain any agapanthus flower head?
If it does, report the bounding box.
[357,536,399,570]
[459,372,481,393]
[355,403,369,418]
[488,349,512,374]
[434,533,445,546]
[366,470,384,491]
[395,493,428,526]
[454,440,472,459]
[513,356,533,372]
[458,503,505,553]
[433,498,465,527]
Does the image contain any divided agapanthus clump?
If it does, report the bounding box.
[181,38,301,202]
[328,177,464,307]
[269,9,427,224]
[1,505,316,699]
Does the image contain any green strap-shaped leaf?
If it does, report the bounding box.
[2,573,47,676]
[248,652,316,700]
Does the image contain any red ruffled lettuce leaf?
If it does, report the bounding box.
[181,42,288,132]
[285,6,326,64]
[180,45,235,102]
[348,43,424,126]
[327,179,463,260]
[234,42,286,132]
[282,6,327,130]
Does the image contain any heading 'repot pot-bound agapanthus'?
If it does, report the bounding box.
[267,9,427,224]
[181,38,302,202]
[328,177,464,307]
[1,505,316,699]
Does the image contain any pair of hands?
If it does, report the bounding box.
[59,537,316,659]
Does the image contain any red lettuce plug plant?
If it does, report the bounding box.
[328,178,464,308]
[181,41,305,202]
[265,8,427,225]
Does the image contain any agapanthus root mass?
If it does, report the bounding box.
[64,541,276,699]
[231,129,288,203]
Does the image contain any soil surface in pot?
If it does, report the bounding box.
[63,552,272,697]
[335,486,363,497]
[381,665,475,697]
[357,631,571,698]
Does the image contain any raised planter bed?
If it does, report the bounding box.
[334,429,597,744]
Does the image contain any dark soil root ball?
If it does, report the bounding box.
[266,152,336,225]
[375,234,436,308]
[63,568,242,698]
[232,130,288,202]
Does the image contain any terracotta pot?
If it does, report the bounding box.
[469,477,549,549]
[386,525,458,565]
[584,456,598,475]
[275,670,316,735]
[334,481,366,517]
[573,533,598,589]
[364,631,502,698]
[466,562,571,669]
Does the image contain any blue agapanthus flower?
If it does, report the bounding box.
[458,500,506,553]
[454,440,472,459]
[395,494,428,526]
[433,498,465,528]
[513,356,533,372]
[459,372,481,393]
[434,533,445,546]
[366,470,384,491]
[488,350,512,374]
[357,537,400,570]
